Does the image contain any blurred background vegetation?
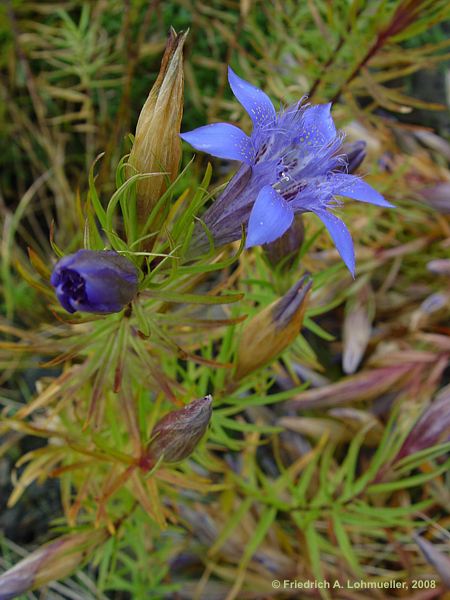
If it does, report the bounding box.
[1,0,450,598]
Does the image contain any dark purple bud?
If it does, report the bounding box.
[50,250,138,314]
[396,390,450,461]
[263,214,304,270]
[146,396,213,463]
[339,141,367,174]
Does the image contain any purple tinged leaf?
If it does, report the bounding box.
[414,534,450,588]
[228,67,276,129]
[314,209,355,276]
[246,185,294,248]
[331,173,394,207]
[180,123,253,164]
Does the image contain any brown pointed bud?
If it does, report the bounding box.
[263,214,304,270]
[235,276,312,380]
[128,28,187,225]
[339,140,367,174]
[146,396,212,463]
[0,530,108,599]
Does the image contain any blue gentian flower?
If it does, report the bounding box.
[181,68,393,275]
[51,250,138,314]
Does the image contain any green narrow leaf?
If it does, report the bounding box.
[303,522,330,600]
[346,405,401,499]
[216,415,281,434]
[367,460,450,494]
[294,437,327,505]
[394,441,450,474]
[341,424,375,498]
[146,290,244,305]
[332,510,364,577]
[88,153,107,228]
[239,506,277,569]
[303,316,335,341]
[208,497,253,556]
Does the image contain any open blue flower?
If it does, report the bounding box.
[181,68,393,275]
[51,250,138,314]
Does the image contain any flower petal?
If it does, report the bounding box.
[298,103,336,147]
[314,209,355,276]
[228,67,276,130]
[180,123,253,164]
[246,186,294,248]
[331,173,394,207]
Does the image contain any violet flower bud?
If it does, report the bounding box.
[395,391,450,462]
[50,250,138,314]
[339,140,367,174]
[146,395,213,463]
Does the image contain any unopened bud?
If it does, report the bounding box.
[50,249,138,314]
[146,396,212,463]
[419,182,450,214]
[339,140,367,174]
[129,28,187,225]
[396,391,450,462]
[263,214,304,270]
[235,276,312,380]
[427,259,450,276]
[0,530,108,599]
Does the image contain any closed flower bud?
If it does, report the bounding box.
[129,28,187,224]
[395,392,450,462]
[235,276,312,380]
[419,182,450,214]
[146,395,212,463]
[50,249,138,314]
[0,530,107,599]
[263,214,304,270]
[339,140,367,174]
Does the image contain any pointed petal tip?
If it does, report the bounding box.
[314,209,356,276]
[331,174,394,208]
[179,123,252,163]
[227,67,276,129]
